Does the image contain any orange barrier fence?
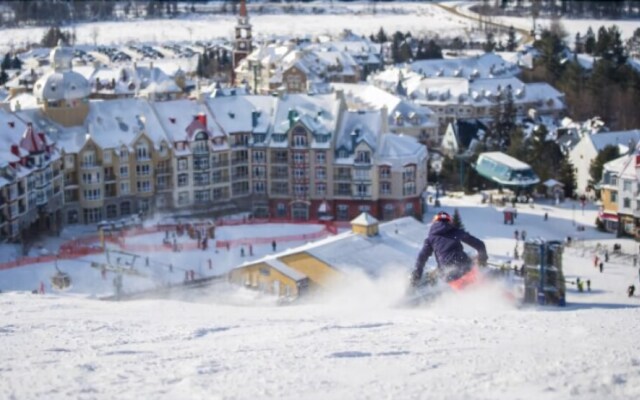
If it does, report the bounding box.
[0,219,340,271]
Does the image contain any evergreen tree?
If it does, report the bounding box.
[376,27,387,43]
[452,208,465,230]
[557,157,576,198]
[589,144,619,185]
[534,29,564,83]
[483,31,496,52]
[398,41,413,63]
[1,53,11,71]
[0,68,8,85]
[196,53,205,78]
[10,56,22,70]
[584,27,596,54]
[506,25,517,51]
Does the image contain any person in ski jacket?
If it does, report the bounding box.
[411,211,488,286]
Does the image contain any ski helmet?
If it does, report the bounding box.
[433,211,452,223]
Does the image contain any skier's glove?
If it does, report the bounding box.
[478,256,488,267]
[409,271,421,288]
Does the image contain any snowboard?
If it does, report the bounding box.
[398,266,482,308]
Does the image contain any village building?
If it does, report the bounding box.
[567,129,640,196]
[228,213,428,300]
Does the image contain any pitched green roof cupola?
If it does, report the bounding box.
[350,212,379,237]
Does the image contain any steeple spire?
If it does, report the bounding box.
[239,0,247,18]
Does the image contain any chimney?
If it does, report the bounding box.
[251,110,259,128]
[350,128,360,150]
[380,105,389,133]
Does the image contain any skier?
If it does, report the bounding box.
[587,279,591,292]
[599,262,604,273]
[411,211,488,287]
[628,284,635,298]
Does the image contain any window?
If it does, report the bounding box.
[315,151,326,164]
[103,151,112,164]
[120,201,131,216]
[253,166,266,179]
[82,151,96,167]
[178,174,189,187]
[119,148,129,161]
[356,184,370,197]
[624,198,631,208]
[276,202,286,218]
[136,164,150,176]
[136,143,149,160]
[337,204,349,221]
[253,151,266,163]
[611,191,618,202]
[137,180,151,193]
[195,190,210,203]
[254,181,266,193]
[403,165,416,181]
[83,189,101,200]
[82,172,100,184]
[178,191,189,205]
[157,175,168,190]
[379,166,391,179]
[293,168,306,179]
[354,169,370,181]
[272,182,289,195]
[83,208,102,223]
[293,152,306,164]
[316,167,326,180]
[355,151,370,164]
[623,180,633,192]
[194,157,210,170]
[380,182,391,195]
[194,172,210,186]
[177,158,188,171]
[294,184,307,196]
[120,182,130,195]
[120,165,129,178]
[316,183,326,195]
[403,182,416,196]
[65,155,74,169]
[293,134,307,147]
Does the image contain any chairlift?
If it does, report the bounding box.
[50,261,72,291]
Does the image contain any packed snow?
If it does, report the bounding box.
[2,191,640,399]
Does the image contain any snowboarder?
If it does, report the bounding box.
[628,285,635,297]
[411,211,488,287]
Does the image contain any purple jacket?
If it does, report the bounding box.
[412,221,487,282]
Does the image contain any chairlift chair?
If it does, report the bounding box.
[50,262,72,291]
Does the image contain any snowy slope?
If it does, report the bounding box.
[2,193,640,399]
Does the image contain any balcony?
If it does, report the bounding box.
[80,162,100,170]
[335,190,352,196]
[232,173,249,180]
[231,158,249,166]
[156,168,172,175]
[333,174,351,181]
[104,174,117,182]
[211,161,229,169]
[272,158,288,164]
[270,174,289,180]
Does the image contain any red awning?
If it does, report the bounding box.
[598,212,618,222]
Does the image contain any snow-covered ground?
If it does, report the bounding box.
[0,3,481,53]
[2,193,640,399]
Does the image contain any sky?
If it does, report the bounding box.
[1,190,640,399]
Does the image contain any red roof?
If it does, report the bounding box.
[19,123,46,154]
[598,211,618,222]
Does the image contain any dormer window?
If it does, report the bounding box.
[228,112,235,119]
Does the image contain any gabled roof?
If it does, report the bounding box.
[19,123,46,153]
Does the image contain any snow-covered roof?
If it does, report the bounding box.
[479,151,531,171]
[85,99,168,149]
[154,99,222,142]
[589,129,640,153]
[351,212,379,226]
[409,53,520,80]
[377,134,427,168]
[0,109,28,164]
[335,109,381,153]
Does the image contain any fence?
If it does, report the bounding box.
[0,218,340,272]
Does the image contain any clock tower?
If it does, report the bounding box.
[233,0,252,71]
